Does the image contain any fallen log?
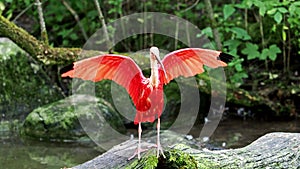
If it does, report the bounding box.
[72,131,300,169]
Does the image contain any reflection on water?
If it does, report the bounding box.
[0,133,101,169]
[192,118,300,149]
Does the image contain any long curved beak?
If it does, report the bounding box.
[154,54,168,81]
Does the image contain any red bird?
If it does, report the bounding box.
[62,47,227,159]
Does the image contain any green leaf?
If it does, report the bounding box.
[274,12,282,24]
[235,63,243,72]
[0,2,5,14]
[223,5,236,20]
[268,44,281,61]
[253,0,267,16]
[230,27,251,40]
[235,0,253,9]
[282,29,286,41]
[258,4,266,16]
[70,33,78,40]
[198,27,213,38]
[267,8,277,15]
[260,48,269,60]
[289,2,300,16]
[278,7,288,14]
[223,39,241,51]
[241,43,260,60]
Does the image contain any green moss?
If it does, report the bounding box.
[125,146,198,169]
[126,153,158,169]
[171,144,222,169]
[157,149,198,169]
[0,41,63,119]
[22,95,126,141]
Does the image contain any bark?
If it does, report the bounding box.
[72,131,300,169]
[0,15,89,64]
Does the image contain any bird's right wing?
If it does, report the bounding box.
[160,48,227,84]
[62,54,145,105]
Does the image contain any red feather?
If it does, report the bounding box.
[160,48,226,84]
[62,48,227,124]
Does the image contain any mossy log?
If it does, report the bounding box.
[72,131,300,169]
[0,15,104,64]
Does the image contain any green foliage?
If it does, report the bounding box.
[201,0,300,86]
[241,43,260,60]
[108,0,123,15]
[223,4,236,20]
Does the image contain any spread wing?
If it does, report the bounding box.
[160,48,227,84]
[62,54,145,105]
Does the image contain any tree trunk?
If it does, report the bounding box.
[72,131,300,169]
[0,15,101,65]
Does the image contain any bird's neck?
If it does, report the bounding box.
[150,59,159,87]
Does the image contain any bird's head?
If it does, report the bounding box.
[150,46,159,61]
[150,46,168,80]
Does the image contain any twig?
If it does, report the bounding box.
[94,0,111,52]
[204,0,222,50]
[258,14,268,70]
[175,1,179,49]
[181,0,200,13]
[61,0,88,41]
[12,3,34,22]
[35,0,49,45]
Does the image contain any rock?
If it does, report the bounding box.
[72,132,300,169]
[0,38,63,120]
[22,94,126,141]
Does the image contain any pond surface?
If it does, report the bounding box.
[0,133,100,169]
[1,118,299,168]
[194,118,300,149]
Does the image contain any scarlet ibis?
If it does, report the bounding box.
[62,47,227,159]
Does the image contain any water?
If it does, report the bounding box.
[0,133,100,169]
[1,118,299,168]
[198,118,300,149]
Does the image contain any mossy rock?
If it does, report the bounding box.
[22,94,126,141]
[0,38,63,119]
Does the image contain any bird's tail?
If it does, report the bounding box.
[61,70,74,77]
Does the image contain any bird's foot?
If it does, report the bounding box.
[128,147,148,160]
[147,144,166,158]
[156,144,166,158]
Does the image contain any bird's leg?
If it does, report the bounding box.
[156,118,165,158]
[138,122,142,159]
[128,122,148,160]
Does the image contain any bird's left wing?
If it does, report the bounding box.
[160,48,227,84]
[62,54,145,104]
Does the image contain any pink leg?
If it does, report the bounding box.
[156,118,165,158]
[138,122,142,159]
[128,122,147,160]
